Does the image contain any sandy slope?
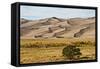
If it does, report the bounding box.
[20,17,95,39]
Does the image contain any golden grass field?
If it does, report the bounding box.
[20,38,95,64]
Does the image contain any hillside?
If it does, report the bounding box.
[20,17,95,39]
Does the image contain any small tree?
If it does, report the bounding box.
[62,45,82,60]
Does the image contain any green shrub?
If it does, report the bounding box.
[62,45,82,60]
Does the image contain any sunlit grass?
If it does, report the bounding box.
[20,38,95,64]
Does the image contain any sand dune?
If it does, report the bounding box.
[20,17,95,39]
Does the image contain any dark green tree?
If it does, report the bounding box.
[62,45,82,60]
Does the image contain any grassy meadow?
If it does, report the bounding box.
[20,38,95,64]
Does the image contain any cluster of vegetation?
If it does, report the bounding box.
[21,42,67,48]
[72,41,95,47]
[21,39,95,48]
[21,40,67,48]
[62,45,82,60]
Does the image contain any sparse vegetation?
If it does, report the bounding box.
[20,38,95,64]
